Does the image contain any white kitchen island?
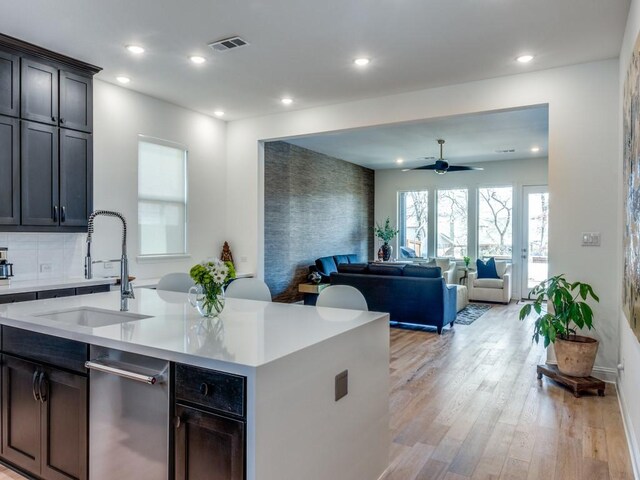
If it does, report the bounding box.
[0,288,390,480]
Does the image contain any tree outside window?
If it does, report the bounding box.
[478,187,513,259]
[399,190,428,257]
[437,189,468,258]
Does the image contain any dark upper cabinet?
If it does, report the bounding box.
[21,59,58,126]
[0,51,19,117]
[59,71,92,133]
[21,120,59,226]
[175,404,245,480]
[0,116,19,225]
[60,129,92,227]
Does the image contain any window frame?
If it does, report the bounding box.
[397,189,430,259]
[137,135,189,259]
[435,186,469,259]
[476,184,514,261]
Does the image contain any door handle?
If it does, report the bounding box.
[61,206,66,223]
[38,372,48,403]
[85,359,165,385]
[53,205,58,223]
[173,416,182,429]
[32,370,41,402]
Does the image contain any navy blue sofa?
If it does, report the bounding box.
[330,263,457,334]
[309,254,359,283]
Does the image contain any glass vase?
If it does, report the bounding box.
[188,284,225,318]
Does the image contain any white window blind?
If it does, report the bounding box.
[138,138,187,256]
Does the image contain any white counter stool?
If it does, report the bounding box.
[225,278,272,302]
[316,285,368,311]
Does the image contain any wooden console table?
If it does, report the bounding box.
[536,364,605,398]
[298,282,330,306]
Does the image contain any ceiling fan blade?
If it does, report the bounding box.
[445,165,484,172]
[412,164,438,170]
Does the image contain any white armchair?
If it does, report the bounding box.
[435,258,457,285]
[468,261,512,304]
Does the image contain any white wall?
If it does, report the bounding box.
[226,59,620,374]
[92,80,227,280]
[375,157,548,298]
[618,0,640,474]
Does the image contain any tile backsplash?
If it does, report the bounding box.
[0,233,85,282]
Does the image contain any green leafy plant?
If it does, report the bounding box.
[519,274,599,347]
[374,217,399,244]
[463,256,471,267]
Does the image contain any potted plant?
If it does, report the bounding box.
[463,256,471,269]
[374,217,399,261]
[189,259,236,317]
[519,274,599,377]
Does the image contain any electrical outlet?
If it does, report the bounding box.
[39,263,52,273]
[103,262,114,270]
[581,232,601,246]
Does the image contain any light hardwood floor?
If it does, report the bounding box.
[0,303,634,480]
[381,302,634,480]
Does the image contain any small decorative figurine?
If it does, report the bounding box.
[220,241,234,266]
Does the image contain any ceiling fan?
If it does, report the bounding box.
[413,139,483,174]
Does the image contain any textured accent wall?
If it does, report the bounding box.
[264,141,374,302]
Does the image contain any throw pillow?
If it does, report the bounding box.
[476,257,500,279]
[333,254,350,266]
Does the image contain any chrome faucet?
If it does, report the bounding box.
[85,210,135,311]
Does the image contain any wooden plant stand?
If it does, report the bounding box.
[536,364,605,398]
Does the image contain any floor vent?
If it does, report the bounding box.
[208,36,249,52]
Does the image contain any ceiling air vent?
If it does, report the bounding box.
[208,36,249,52]
[495,148,516,153]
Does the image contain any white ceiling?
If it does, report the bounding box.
[0,0,629,121]
[285,105,549,170]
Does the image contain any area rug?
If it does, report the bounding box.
[455,303,492,325]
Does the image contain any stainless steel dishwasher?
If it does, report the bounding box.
[86,346,170,480]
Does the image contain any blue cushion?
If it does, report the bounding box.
[476,257,499,279]
[316,256,338,276]
[334,255,350,266]
[403,265,442,278]
[346,254,358,263]
[368,264,404,276]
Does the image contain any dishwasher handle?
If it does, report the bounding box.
[85,359,165,385]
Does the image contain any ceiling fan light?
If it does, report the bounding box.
[435,169,447,175]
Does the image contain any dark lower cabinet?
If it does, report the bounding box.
[1,354,88,480]
[175,404,245,480]
[21,120,59,226]
[0,116,19,225]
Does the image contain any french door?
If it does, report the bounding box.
[521,186,549,298]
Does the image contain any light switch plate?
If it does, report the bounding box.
[581,232,601,246]
[335,370,348,401]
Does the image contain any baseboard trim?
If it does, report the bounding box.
[592,366,618,384]
[616,379,640,480]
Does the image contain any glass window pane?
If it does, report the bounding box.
[138,139,187,256]
[478,187,513,260]
[399,191,428,258]
[437,189,468,258]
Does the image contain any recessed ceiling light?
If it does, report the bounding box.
[516,54,534,63]
[281,97,293,105]
[401,169,410,172]
[354,58,370,66]
[530,146,540,152]
[116,76,130,84]
[214,110,225,117]
[189,55,206,64]
[396,158,404,164]
[126,45,145,54]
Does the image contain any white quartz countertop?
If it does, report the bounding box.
[0,288,388,374]
[0,277,117,295]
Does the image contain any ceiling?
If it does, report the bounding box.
[285,105,549,170]
[0,0,629,121]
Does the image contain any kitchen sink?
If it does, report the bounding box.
[35,307,152,328]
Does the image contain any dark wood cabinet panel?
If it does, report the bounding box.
[0,116,19,225]
[59,71,92,133]
[0,292,37,304]
[36,288,76,300]
[21,59,58,126]
[175,404,245,480]
[40,366,88,480]
[21,120,58,226]
[59,129,92,227]
[75,284,110,296]
[0,51,19,117]
[1,354,42,474]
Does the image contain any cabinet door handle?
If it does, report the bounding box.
[53,205,58,223]
[32,370,41,402]
[38,372,48,403]
[59,118,64,124]
[51,116,56,122]
[61,206,66,223]
[173,416,182,429]
[199,382,209,396]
